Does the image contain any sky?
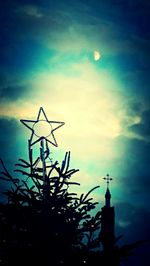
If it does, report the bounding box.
[0,0,150,265]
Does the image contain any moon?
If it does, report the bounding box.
[94,51,101,61]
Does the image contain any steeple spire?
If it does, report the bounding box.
[100,174,115,255]
[103,174,113,208]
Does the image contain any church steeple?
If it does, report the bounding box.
[103,174,112,208]
[105,187,111,208]
[100,174,115,254]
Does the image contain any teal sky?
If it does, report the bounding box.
[0,1,150,264]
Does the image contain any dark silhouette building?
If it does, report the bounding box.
[101,186,115,252]
[100,176,120,266]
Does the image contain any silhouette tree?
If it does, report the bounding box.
[0,151,103,266]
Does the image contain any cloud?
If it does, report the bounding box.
[2,0,148,60]
[0,84,29,102]
[16,4,44,18]
[112,136,150,197]
[114,94,150,143]
[0,117,28,194]
[116,202,150,242]
[0,117,25,157]
[128,109,150,139]
[0,71,35,106]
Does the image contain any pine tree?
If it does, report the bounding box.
[0,151,102,266]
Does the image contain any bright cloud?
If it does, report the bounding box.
[0,60,125,164]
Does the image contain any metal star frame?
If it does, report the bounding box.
[20,107,65,147]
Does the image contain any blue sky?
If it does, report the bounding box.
[0,0,150,264]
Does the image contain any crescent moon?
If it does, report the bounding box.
[94,51,101,61]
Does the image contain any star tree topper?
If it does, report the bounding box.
[20,107,65,147]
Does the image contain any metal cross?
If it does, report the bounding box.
[103,174,113,188]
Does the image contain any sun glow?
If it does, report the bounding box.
[33,121,52,137]
[0,60,123,162]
